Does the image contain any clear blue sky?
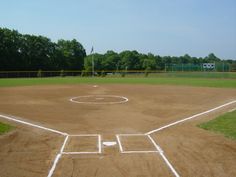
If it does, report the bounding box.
[1,0,236,59]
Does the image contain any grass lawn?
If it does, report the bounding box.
[199,110,236,140]
[0,122,13,135]
[0,76,235,88]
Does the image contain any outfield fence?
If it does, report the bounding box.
[165,62,231,72]
[0,70,235,79]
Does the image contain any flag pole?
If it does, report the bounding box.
[91,46,94,77]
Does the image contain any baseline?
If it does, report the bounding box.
[146,100,236,135]
[47,135,69,177]
[0,114,68,136]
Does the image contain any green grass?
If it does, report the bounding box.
[199,110,236,140]
[0,76,235,88]
[0,122,13,135]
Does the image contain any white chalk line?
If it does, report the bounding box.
[148,135,179,177]
[62,152,100,155]
[98,135,102,153]
[47,135,69,177]
[0,113,102,177]
[70,95,129,105]
[116,134,159,153]
[116,135,124,152]
[228,107,236,112]
[62,134,102,154]
[69,134,100,137]
[146,100,236,135]
[0,114,68,136]
[116,134,180,177]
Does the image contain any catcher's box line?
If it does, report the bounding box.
[146,100,236,135]
[63,134,102,154]
[116,134,180,177]
[48,134,102,177]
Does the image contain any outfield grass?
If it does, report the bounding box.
[0,122,13,135]
[199,110,236,140]
[0,76,235,88]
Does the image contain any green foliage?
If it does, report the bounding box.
[198,110,236,140]
[0,27,86,71]
[1,27,236,74]
[101,70,106,77]
[0,122,13,135]
[144,67,151,77]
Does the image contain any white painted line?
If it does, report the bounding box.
[63,134,101,154]
[98,135,102,153]
[62,152,100,155]
[47,136,69,177]
[159,153,180,177]
[69,134,100,137]
[60,135,69,153]
[70,95,129,105]
[147,135,180,177]
[121,150,158,154]
[47,153,62,177]
[117,134,145,136]
[146,100,236,135]
[116,135,124,152]
[228,107,236,112]
[147,135,163,153]
[0,114,68,136]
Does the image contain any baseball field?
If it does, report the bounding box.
[0,74,236,177]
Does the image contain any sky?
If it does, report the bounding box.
[0,0,236,59]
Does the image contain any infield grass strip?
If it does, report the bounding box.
[0,122,12,135]
[199,110,236,140]
[0,77,235,88]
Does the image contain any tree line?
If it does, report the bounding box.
[1,27,235,72]
[84,51,235,72]
[0,27,86,71]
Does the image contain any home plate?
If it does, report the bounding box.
[93,85,98,88]
[103,141,117,146]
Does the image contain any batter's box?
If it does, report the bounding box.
[116,134,160,153]
[63,134,101,154]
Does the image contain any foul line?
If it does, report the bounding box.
[47,135,69,177]
[146,100,236,135]
[0,114,68,136]
[147,135,179,177]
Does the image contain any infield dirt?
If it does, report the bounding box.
[0,84,236,177]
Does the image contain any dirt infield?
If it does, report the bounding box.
[0,84,236,177]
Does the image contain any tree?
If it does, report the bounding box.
[57,39,86,70]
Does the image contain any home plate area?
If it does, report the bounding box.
[53,133,177,177]
[62,134,161,155]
